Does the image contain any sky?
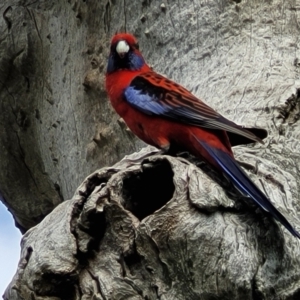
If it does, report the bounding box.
[0,201,22,296]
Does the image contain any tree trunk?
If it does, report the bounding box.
[1,0,300,299]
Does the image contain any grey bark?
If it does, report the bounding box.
[1,0,300,299]
[0,0,144,231]
[4,146,300,300]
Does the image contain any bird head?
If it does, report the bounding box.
[106,33,145,74]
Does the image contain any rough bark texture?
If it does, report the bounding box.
[0,0,145,231]
[4,146,300,300]
[1,0,300,299]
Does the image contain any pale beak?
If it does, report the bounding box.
[116,40,129,58]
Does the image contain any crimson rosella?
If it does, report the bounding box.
[105,33,300,238]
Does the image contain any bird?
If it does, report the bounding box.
[105,33,300,239]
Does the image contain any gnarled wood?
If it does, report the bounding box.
[1,0,300,298]
[4,147,300,300]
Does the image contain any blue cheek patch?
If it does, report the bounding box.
[107,56,115,73]
[129,53,145,71]
[106,52,145,73]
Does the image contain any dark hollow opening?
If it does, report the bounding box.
[81,210,107,253]
[122,159,175,220]
[40,273,78,300]
[75,174,109,263]
[120,243,143,277]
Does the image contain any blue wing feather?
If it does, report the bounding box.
[124,71,299,238]
[124,73,263,144]
[195,137,300,238]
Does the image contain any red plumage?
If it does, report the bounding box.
[105,33,300,238]
[107,71,232,168]
[106,35,233,167]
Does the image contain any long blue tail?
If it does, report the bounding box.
[197,139,300,239]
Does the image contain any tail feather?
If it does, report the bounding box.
[196,138,300,239]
